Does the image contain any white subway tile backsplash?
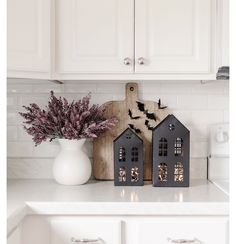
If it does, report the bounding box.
[190,141,208,158]
[223,110,229,122]
[7,83,33,93]
[32,142,60,158]
[7,95,18,107]
[207,95,229,109]
[90,93,113,105]
[7,111,18,125]
[96,83,125,93]
[190,158,207,179]
[191,110,223,125]
[191,80,227,94]
[7,126,18,141]
[32,83,64,93]
[18,126,32,141]
[7,158,54,179]
[7,141,34,157]
[7,79,229,179]
[64,83,96,93]
[161,83,194,94]
[171,110,192,125]
[177,95,208,109]
[19,95,49,107]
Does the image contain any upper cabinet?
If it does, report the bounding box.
[7,0,228,80]
[7,0,51,79]
[135,0,214,75]
[55,0,134,75]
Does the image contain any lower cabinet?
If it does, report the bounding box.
[19,216,229,244]
[126,217,229,244]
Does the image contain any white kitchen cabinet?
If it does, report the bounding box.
[7,0,51,79]
[7,0,227,80]
[7,226,21,244]
[50,217,121,244]
[126,217,229,244]
[217,0,229,67]
[19,216,228,244]
[55,0,134,75]
[135,0,215,75]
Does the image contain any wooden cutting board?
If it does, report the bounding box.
[93,83,168,180]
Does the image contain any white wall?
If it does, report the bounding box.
[7,79,229,179]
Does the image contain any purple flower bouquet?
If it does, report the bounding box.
[19,91,118,146]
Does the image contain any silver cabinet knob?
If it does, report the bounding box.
[71,237,105,243]
[123,57,132,65]
[138,57,145,65]
[167,238,201,243]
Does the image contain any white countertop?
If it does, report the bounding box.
[7,179,229,235]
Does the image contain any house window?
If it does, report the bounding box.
[158,163,168,182]
[119,147,126,162]
[175,138,183,156]
[131,147,138,162]
[131,167,139,182]
[118,167,126,182]
[159,138,168,156]
[174,162,184,182]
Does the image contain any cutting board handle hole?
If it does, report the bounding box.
[130,86,134,91]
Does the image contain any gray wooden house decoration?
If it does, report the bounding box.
[114,128,144,186]
[152,114,190,187]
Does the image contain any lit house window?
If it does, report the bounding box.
[174,162,184,182]
[118,147,126,162]
[158,163,168,182]
[174,138,183,156]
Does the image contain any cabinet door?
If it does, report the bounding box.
[7,0,51,78]
[217,0,229,67]
[126,217,229,244]
[135,0,215,74]
[50,217,122,244]
[56,0,134,75]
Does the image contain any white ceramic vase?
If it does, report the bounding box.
[53,139,91,185]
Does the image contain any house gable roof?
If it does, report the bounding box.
[114,128,143,143]
[153,114,189,132]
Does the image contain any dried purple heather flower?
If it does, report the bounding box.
[19,91,118,146]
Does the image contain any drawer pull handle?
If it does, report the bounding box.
[71,237,105,243]
[167,238,201,243]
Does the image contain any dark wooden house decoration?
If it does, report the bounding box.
[114,128,144,186]
[152,114,190,187]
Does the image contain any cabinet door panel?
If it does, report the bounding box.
[7,0,50,74]
[135,0,215,74]
[56,0,134,74]
[126,217,228,244]
[50,217,121,244]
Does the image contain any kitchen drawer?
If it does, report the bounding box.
[126,217,228,244]
[50,217,122,244]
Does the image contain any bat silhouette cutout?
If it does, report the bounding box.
[136,101,145,112]
[136,101,157,121]
[145,120,154,131]
[145,111,157,121]
[128,124,141,134]
[158,99,168,109]
[128,109,141,120]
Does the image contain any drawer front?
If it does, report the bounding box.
[50,217,121,244]
[126,217,228,244]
